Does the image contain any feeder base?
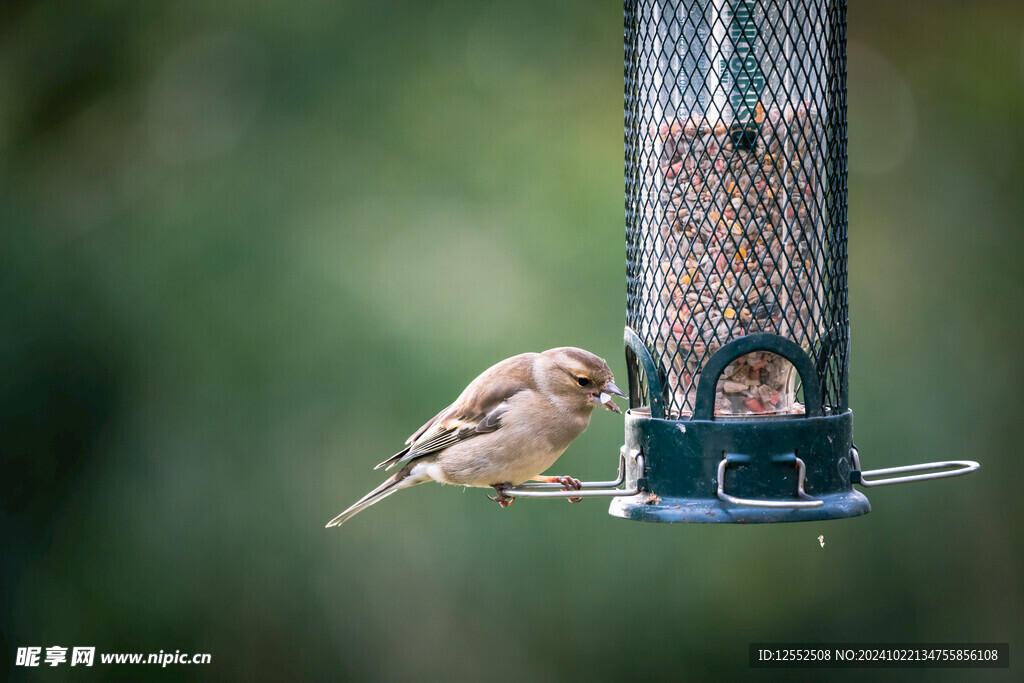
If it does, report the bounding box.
[609,490,869,524]
[609,407,867,524]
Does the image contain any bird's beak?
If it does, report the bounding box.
[594,381,626,414]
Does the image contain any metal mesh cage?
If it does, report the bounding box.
[625,0,848,418]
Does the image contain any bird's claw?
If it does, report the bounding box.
[556,475,583,503]
[554,475,582,490]
[488,485,515,508]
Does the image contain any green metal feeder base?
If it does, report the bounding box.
[613,329,870,524]
[610,490,869,524]
[609,409,870,524]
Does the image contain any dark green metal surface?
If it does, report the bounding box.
[610,328,869,523]
[609,407,869,523]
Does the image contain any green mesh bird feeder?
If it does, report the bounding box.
[609,0,978,522]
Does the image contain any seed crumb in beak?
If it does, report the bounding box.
[601,394,623,414]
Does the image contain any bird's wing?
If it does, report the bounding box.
[374,354,536,471]
[404,405,447,446]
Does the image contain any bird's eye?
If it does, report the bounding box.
[576,377,591,387]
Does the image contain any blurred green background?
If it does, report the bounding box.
[1,0,1021,680]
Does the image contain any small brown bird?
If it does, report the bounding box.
[326,347,625,527]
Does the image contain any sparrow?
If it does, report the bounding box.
[325,347,626,527]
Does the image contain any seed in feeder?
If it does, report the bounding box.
[649,104,822,416]
[722,380,747,394]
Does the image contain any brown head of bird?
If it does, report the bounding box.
[534,347,626,414]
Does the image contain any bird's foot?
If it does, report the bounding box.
[532,475,583,503]
[487,485,515,508]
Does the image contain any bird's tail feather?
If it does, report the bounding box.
[374,445,411,470]
[325,466,425,527]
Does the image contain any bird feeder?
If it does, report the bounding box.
[500,0,977,521]
[607,0,978,522]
